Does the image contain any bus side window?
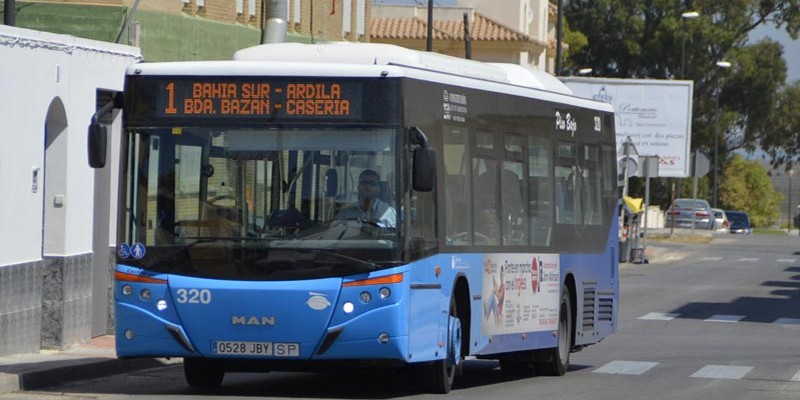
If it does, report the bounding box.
[443,126,471,245]
[583,144,603,225]
[502,134,526,246]
[555,141,580,225]
[473,159,499,245]
[528,136,552,246]
[472,130,499,246]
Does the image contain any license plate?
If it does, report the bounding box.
[212,341,300,357]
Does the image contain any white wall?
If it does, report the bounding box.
[0,26,140,266]
[457,0,525,32]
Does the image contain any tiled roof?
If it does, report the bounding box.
[371,12,531,42]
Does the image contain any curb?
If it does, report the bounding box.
[0,373,19,395]
[1,357,172,394]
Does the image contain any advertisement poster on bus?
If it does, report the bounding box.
[561,77,693,178]
[481,253,560,336]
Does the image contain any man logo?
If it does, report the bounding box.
[306,292,331,310]
[231,316,276,326]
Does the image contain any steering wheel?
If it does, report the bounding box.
[208,194,236,205]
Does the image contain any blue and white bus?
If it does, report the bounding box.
[89,43,618,394]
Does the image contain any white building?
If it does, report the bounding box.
[0,25,140,355]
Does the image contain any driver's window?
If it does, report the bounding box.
[172,145,203,239]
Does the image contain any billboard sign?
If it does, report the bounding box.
[561,77,693,178]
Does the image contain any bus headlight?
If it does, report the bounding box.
[343,302,354,313]
[379,287,391,299]
[156,299,168,311]
[139,289,151,301]
[359,291,372,303]
[122,285,133,296]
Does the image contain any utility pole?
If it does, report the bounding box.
[463,12,471,59]
[426,0,433,51]
[555,0,563,76]
[4,0,16,26]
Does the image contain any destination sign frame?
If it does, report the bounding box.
[123,76,406,126]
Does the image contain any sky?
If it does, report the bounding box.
[372,1,799,83]
[749,24,799,84]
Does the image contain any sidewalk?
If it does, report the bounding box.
[0,335,173,394]
[628,227,713,264]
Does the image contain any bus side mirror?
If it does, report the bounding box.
[325,169,338,197]
[409,126,435,192]
[88,123,107,168]
[413,147,435,192]
[87,91,121,169]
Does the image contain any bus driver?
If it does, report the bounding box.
[335,169,396,228]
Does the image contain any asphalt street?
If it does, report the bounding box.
[4,232,800,400]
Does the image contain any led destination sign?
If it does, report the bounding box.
[157,79,362,119]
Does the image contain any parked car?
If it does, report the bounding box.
[665,198,715,230]
[712,208,729,232]
[725,210,753,234]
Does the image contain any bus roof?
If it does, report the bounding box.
[233,43,572,95]
[127,43,613,112]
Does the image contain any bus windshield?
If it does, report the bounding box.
[120,126,401,280]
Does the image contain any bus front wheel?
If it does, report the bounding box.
[420,297,461,394]
[534,285,572,376]
[183,357,225,388]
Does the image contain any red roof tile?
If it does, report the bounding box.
[371,12,532,43]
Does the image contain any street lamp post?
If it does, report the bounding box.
[789,169,794,233]
[713,60,731,208]
[681,11,699,80]
[672,11,699,235]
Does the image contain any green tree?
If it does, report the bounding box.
[563,1,799,204]
[761,82,800,165]
[719,155,782,226]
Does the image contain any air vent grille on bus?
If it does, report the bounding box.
[598,297,614,322]
[582,287,596,332]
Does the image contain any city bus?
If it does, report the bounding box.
[88,42,618,394]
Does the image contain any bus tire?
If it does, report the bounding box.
[534,285,572,376]
[183,357,225,388]
[420,297,461,394]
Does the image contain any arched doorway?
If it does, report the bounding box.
[43,98,68,256]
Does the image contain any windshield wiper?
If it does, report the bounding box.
[333,217,389,228]
[297,248,378,271]
[146,237,268,265]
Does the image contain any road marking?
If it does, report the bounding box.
[701,257,722,261]
[737,257,759,262]
[774,318,800,326]
[791,369,800,382]
[691,365,752,380]
[777,259,797,263]
[704,314,744,323]
[638,312,680,321]
[593,361,659,375]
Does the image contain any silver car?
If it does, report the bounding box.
[665,198,714,230]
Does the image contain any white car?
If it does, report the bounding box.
[712,208,729,232]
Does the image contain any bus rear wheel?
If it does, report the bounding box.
[183,357,225,388]
[534,285,572,376]
[420,297,461,394]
